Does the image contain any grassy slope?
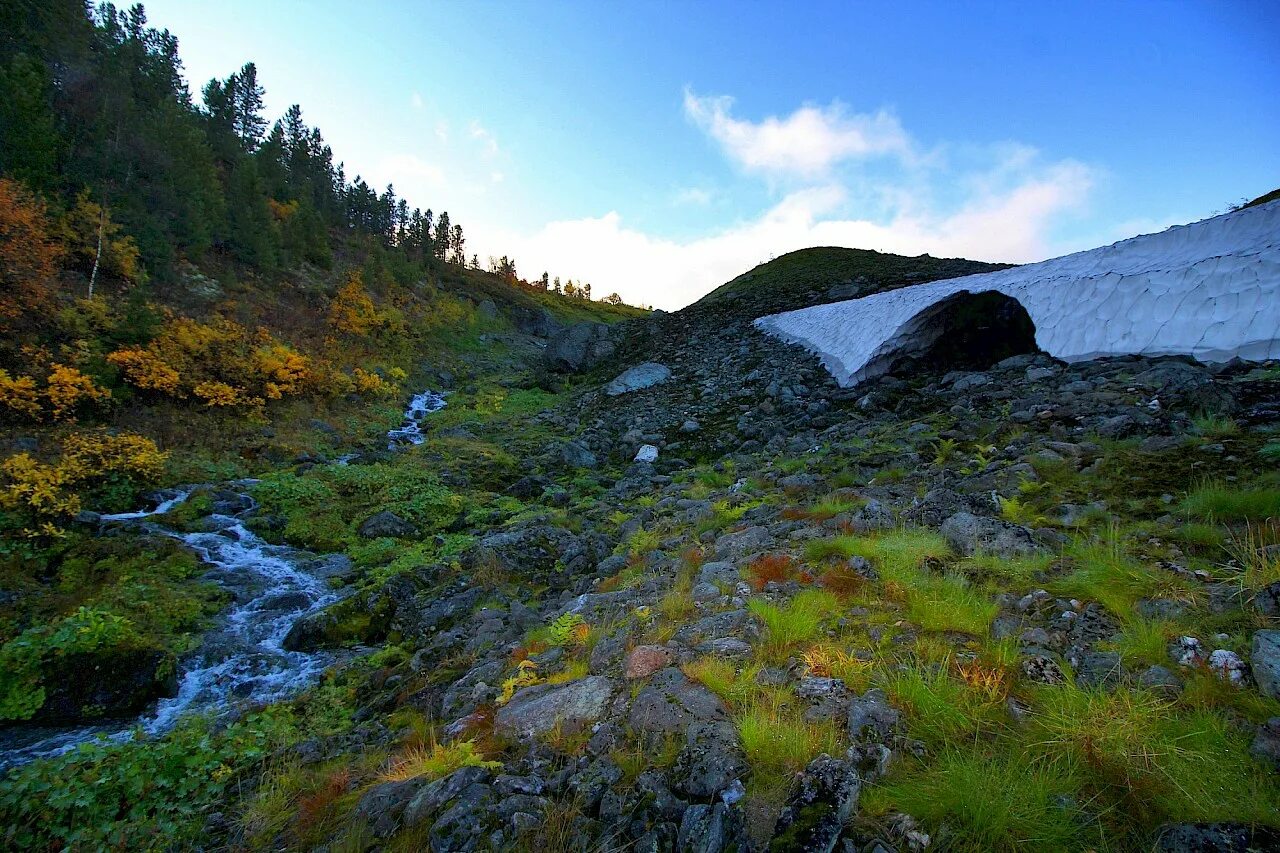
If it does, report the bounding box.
[690,246,1011,320]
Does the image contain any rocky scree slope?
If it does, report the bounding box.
[260,266,1280,852]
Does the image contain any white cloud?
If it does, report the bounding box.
[434,120,449,143]
[469,120,500,156]
[684,89,912,178]
[410,92,424,110]
[483,159,1093,310]
[465,89,1097,311]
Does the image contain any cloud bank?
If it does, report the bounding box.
[486,92,1096,309]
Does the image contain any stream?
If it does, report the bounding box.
[0,389,446,771]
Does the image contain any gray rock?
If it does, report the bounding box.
[770,754,861,853]
[605,362,672,396]
[1074,651,1125,689]
[403,766,493,828]
[713,526,772,560]
[695,637,754,659]
[354,777,430,837]
[358,510,419,539]
[940,512,1044,558]
[428,782,494,852]
[1250,717,1280,770]
[697,561,739,586]
[847,688,901,742]
[634,443,660,463]
[545,321,616,372]
[677,803,744,853]
[629,667,728,741]
[1250,630,1280,699]
[1137,665,1183,696]
[672,720,750,798]
[568,757,623,811]
[494,675,615,738]
[1155,823,1280,852]
[560,441,598,469]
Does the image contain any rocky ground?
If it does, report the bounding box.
[263,303,1280,852]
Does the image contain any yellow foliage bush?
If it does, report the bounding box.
[108,316,320,410]
[327,271,382,337]
[350,367,399,397]
[0,369,42,419]
[193,380,251,408]
[44,364,111,421]
[0,432,167,532]
[0,366,110,422]
[107,347,181,394]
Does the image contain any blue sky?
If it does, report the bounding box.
[144,0,1279,308]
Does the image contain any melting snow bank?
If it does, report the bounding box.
[386,388,447,449]
[755,200,1280,387]
[0,487,348,770]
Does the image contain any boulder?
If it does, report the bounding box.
[940,512,1044,558]
[35,645,177,724]
[544,321,616,372]
[770,754,862,853]
[626,645,675,680]
[358,510,419,539]
[672,720,750,799]
[1155,823,1280,852]
[494,675,615,738]
[1251,717,1280,770]
[677,803,745,853]
[605,362,672,396]
[846,688,901,742]
[629,667,728,741]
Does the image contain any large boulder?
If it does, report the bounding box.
[544,322,617,372]
[671,720,750,799]
[494,675,615,738]
[35,645,177,724]
[940,512,1044,558]
[605,362,672,396]
[770,754,862,853]
[628,667,728,741]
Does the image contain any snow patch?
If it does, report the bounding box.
[755,201,1280,387]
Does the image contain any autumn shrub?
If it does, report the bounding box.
[745,553,797,591]
[0,176,63,331]
[0,364,111,422]
[0,431,167,533]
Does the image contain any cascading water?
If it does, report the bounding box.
[0,487,347,769]
[0,388,445,770]
[386,389,447,449]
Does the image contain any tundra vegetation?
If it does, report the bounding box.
[2,4,1280,853]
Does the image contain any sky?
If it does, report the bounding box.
[143,0,1280,309]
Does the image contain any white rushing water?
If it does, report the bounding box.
[0,488,346,769]
[386,388,447,449]
[0,388,445,770]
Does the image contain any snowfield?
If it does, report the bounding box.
[755,200,1280,388]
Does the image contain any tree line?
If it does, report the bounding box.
[0,1,610,301]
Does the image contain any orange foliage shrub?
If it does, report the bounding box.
[107,347,181,393]
[0,176,62,330]
[327,270,381,336]
[745,553,797,591]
